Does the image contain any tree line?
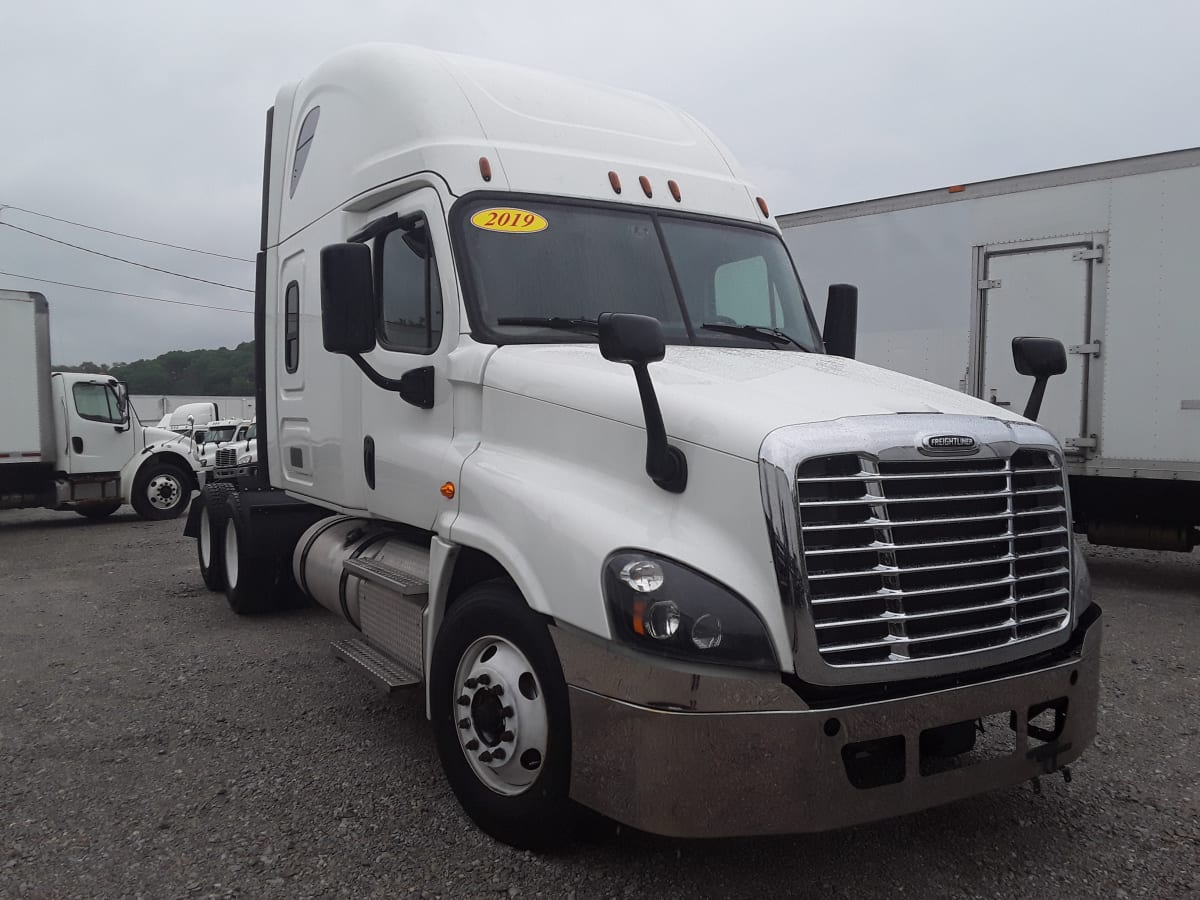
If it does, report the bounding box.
[54,342,256,395]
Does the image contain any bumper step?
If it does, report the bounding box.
[331,638,420,693]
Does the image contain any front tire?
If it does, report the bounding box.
[430,581,574,850]
[131,461,191,520]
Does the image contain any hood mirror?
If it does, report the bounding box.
[822,283,858,359]
[598,313,687,493]
[1011,336,1067,422]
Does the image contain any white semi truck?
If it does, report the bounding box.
[187,45,1101,848]
[780,148,1200,555]
[0,289,202,519]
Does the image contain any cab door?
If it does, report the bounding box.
[359,187,459,529]
[59,376,134,474]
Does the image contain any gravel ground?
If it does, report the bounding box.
[0,507,1197,899]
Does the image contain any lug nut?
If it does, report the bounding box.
[465,739,479,751]
[479,751,493,763]
[492,685,504,696]
[501,706,514,718]
[491,748,507,761]
[501,731,514,743]
[465,678,478,689]
[457,695,470,706]
[477,674,491,685]
[458,718,471,729]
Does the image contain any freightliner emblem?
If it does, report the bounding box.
[922,434,978,453]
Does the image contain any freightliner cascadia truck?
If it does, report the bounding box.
[186,45,1101,849]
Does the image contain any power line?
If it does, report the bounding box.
[0,270,252,314]
[0,221,253,293]
[0,203,253,263]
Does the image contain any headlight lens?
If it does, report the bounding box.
[239,455,253,465]
[1070,534,1090,618]
[603,551,777,670]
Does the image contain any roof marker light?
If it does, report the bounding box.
[608,171,622,194]
[639,176,653,198]
[479,157,492,182]
[668,180,682,202]
[948,184,965,193]
[756,196,770,217]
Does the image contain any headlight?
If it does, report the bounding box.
[239,455,253,465]
[603,550,777,670]
[1071,534,1091,618]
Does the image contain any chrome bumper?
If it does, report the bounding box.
[552,607,1101,838]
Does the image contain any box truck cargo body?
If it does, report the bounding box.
[185,45,1101,849]
[0,289,202,519]
[780,149,1200,553]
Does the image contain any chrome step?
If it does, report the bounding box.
[343,557,429,598]
[331,638,421,692]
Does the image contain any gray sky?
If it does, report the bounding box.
[2,0,1197,364]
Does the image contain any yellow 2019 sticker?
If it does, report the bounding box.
[470,208,548,233]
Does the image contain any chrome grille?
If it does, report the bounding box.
[216,448,238,468]
[797,449,1071,667]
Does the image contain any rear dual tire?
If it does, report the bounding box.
[196,483,236,591]
[220,492,300,615]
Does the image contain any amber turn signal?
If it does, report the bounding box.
[440,482,456,499]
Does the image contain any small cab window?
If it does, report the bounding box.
[73,382,123,424]
[377,221,443,353]
[289,106,320,198]
[284,281,300,372]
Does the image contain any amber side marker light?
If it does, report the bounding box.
[440,482,456,499]
[631,599,647,636]
[639,176,653,198]
[756,196,770,217]
[608,171,622,194]
[668,179,682,202]
[948,184,965,193]
[478,157,492,182]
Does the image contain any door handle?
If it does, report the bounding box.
[991,400,1012,407]
[363,436,376,489]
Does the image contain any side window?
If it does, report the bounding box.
[289,106,320,198]
[73,383,122,424]
[377,221,443,353]
[284,281,300,373]
[714,256,782,327]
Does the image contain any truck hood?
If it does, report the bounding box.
[483,344,1026,460]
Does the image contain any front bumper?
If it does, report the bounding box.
[552,606,1101,838]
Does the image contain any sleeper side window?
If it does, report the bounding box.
[289,106,320,198]
[284,281,300,373]
[377,220,443,353]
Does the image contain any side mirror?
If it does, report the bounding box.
[320,243,376,355]
[1011,336,1067,422]
[822,283,858,359]
[597,313,686,493]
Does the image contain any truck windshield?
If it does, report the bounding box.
[455,198,821,351]
[205,426,238,444]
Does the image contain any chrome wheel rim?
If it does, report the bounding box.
[199,505,211,566]
[147,473,182,511]
[453,635,548,796]
[223,519,239,587]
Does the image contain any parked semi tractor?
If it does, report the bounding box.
[188,46,1101,848]
[0,289,201,520]
[780,148,1200,554]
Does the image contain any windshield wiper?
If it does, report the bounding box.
[497,316,599,333]
[700,323,810,351]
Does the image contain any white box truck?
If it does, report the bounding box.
[780,148,1200,554]
[186,45,1101,849]
[0,289,204,519]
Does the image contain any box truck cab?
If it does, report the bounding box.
[0,290,200,520]
[188,46,1101,848]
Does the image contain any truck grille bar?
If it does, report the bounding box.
[795,449,1072,667]
[216,448,238,468]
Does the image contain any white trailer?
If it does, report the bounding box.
[0,289,202,519]
[780,148,1200,553]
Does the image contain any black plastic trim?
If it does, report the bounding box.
[446,190,823,351]
[254,106,274,487]
[348,357,435,409]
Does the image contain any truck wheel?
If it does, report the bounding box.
[196,484,235,591]
[132,461,191,520]
[430,581,574,850]
[221,493,289,615]
[75,502,122,519]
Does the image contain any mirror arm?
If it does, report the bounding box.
[631,363,687,493]
[349,354,434,410]
[1023,377,1049,421]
